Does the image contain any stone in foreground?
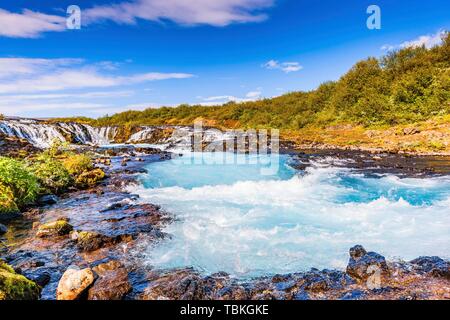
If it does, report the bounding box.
[56,266,95,300]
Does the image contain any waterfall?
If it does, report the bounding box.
[0,118,240,150]
[0,119,66,148]
[127,127,156,143]
[0,119,115,148]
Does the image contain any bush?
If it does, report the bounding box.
[0,183,19,214]
[31,154,72,194]
[62,154,93,176]
[0,157,39,209]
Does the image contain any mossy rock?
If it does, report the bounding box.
[36,219,73,238]
[75,169,105,188]
[72,231,120,252]
[0,183,19,215]
[0,260,41,300]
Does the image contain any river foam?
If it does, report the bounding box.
[129,152,450,278]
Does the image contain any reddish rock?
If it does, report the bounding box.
[88,260,131,300]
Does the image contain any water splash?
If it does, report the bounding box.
[130,153,450,278]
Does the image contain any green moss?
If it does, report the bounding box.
[36,219,73,238]
[0,260,41,300]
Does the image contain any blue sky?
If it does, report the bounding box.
[0,0,449,118]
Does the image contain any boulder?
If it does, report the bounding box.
[88,260,131,300]
[346,245,389,282]
[56,266,95,300]
[410,256,450,278]
[0,260,41,300]
[36,219,73,238]
[0,223,7,235]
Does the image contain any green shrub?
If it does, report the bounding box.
[31,154,72,194]
[0,157,39,209]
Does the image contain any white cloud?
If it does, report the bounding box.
[84,0,274,27]
[0,58,82,79]
[262,60,303,73]
[0,1,274,38]
[199,89,262,106]
[0,58,194,94]
[381,30,446,51]
[0,9,66,38]
[246,90,262,98]
[0,102,107,116]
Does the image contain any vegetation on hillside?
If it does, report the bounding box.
[56,32,449,130]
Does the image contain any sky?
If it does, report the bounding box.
[0,0,449,118]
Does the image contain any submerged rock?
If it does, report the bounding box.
[36,219,73,238]
[38,195,59,206]
[0,223,7,235]
[56,266,95,300]
[88,260,131,300]
[346,245,390,282]
[0,260,41,300]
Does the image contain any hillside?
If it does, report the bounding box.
[54,33,450,154]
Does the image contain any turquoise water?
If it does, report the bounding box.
[131,152,450,278]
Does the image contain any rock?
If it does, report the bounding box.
[349,245,367,260]
[340,289,366,300]
[0,260,41,300]
[36,219,73,238]
[88,260,131,300]
[71,231,122,252]
[293,290,310,300]
[56,266,95,300]
[410,256,450,278]
[403,127,420,135]
[38,195,59,205]
[346,245,390,282]
[141,269,206,300]
[0,223,7,235]
[27,271,51,288]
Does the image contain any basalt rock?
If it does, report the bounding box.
[142,269,206,300]
[346,245,390,282]
[56,266,95,300]
[88,260,131,300]
[36,219,73,238]
[410,256,450,278]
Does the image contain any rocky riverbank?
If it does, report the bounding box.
[1,147,449,300]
